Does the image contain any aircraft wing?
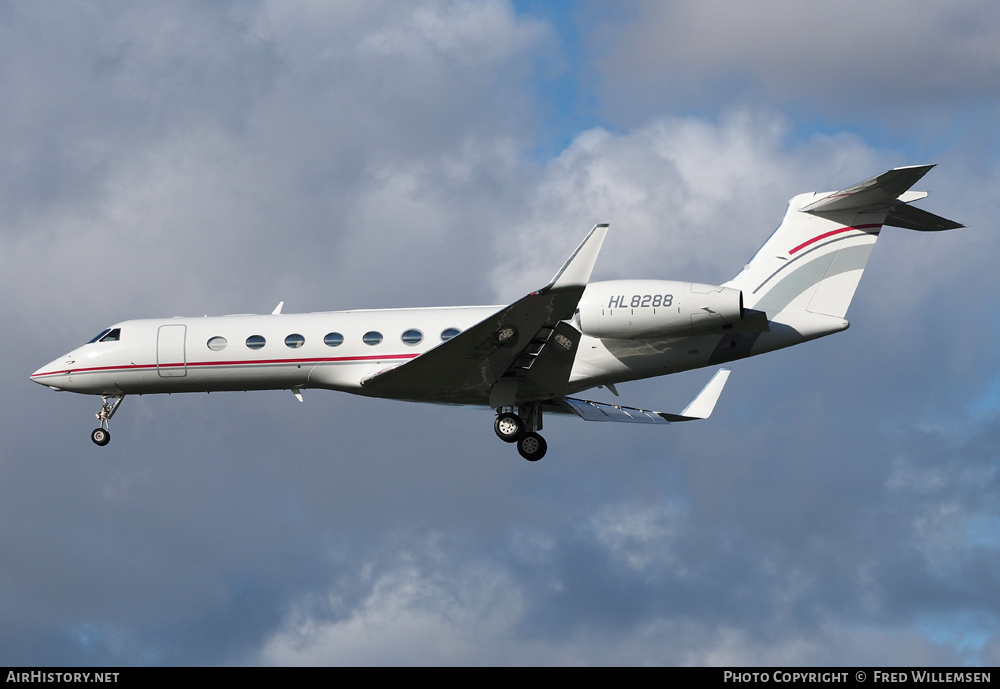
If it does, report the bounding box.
[545,368,731,424]
[359,225,609,406]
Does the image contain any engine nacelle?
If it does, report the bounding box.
[576,280,744,339]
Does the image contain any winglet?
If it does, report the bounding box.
[546,224,609,291]
[669,368,731,421]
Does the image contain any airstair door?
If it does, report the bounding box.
[157,324,187,378]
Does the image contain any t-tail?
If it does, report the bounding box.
[724,164,962,345]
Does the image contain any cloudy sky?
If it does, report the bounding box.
[3,0,999,666]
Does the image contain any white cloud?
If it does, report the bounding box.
[493,110,883,294]
[260,538,529,665]
[256,544,968,665]
[589,0,1000,125]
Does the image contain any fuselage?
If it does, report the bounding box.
[29,283,842,404]
[30,307,499,398]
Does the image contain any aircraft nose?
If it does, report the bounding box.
[30,357,71,390]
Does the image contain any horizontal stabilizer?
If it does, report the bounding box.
[800,164,935,213]
[550,368,731,424]
[885,203,964,231]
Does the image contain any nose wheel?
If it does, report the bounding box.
[91,394,124,446]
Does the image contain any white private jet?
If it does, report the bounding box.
[31,165,961,460]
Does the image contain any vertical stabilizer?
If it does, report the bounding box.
[725,197,886,319]
[724,165,959,321]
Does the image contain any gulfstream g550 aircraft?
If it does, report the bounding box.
[31,165,961,460]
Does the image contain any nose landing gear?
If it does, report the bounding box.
[91,394,125,446]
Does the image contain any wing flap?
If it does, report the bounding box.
[548,368,731,424]
[552,398,673,424]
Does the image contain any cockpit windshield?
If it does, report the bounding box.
[86,328,121,344]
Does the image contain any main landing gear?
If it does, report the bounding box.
[493,403,547,462]
[91,394,125,446]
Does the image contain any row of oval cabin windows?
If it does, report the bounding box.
[205,328,462,352]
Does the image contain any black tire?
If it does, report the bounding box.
[517,432,547,461]
[494,412,524,443]
[91,428,111,446]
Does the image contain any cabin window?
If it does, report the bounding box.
[362,331,383,346]
[441,327,461,342]
[324,332,344,347]
[207,336,228,352]
[246,335,266,350]
[401,329,423,345]
[285,334,305,348]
